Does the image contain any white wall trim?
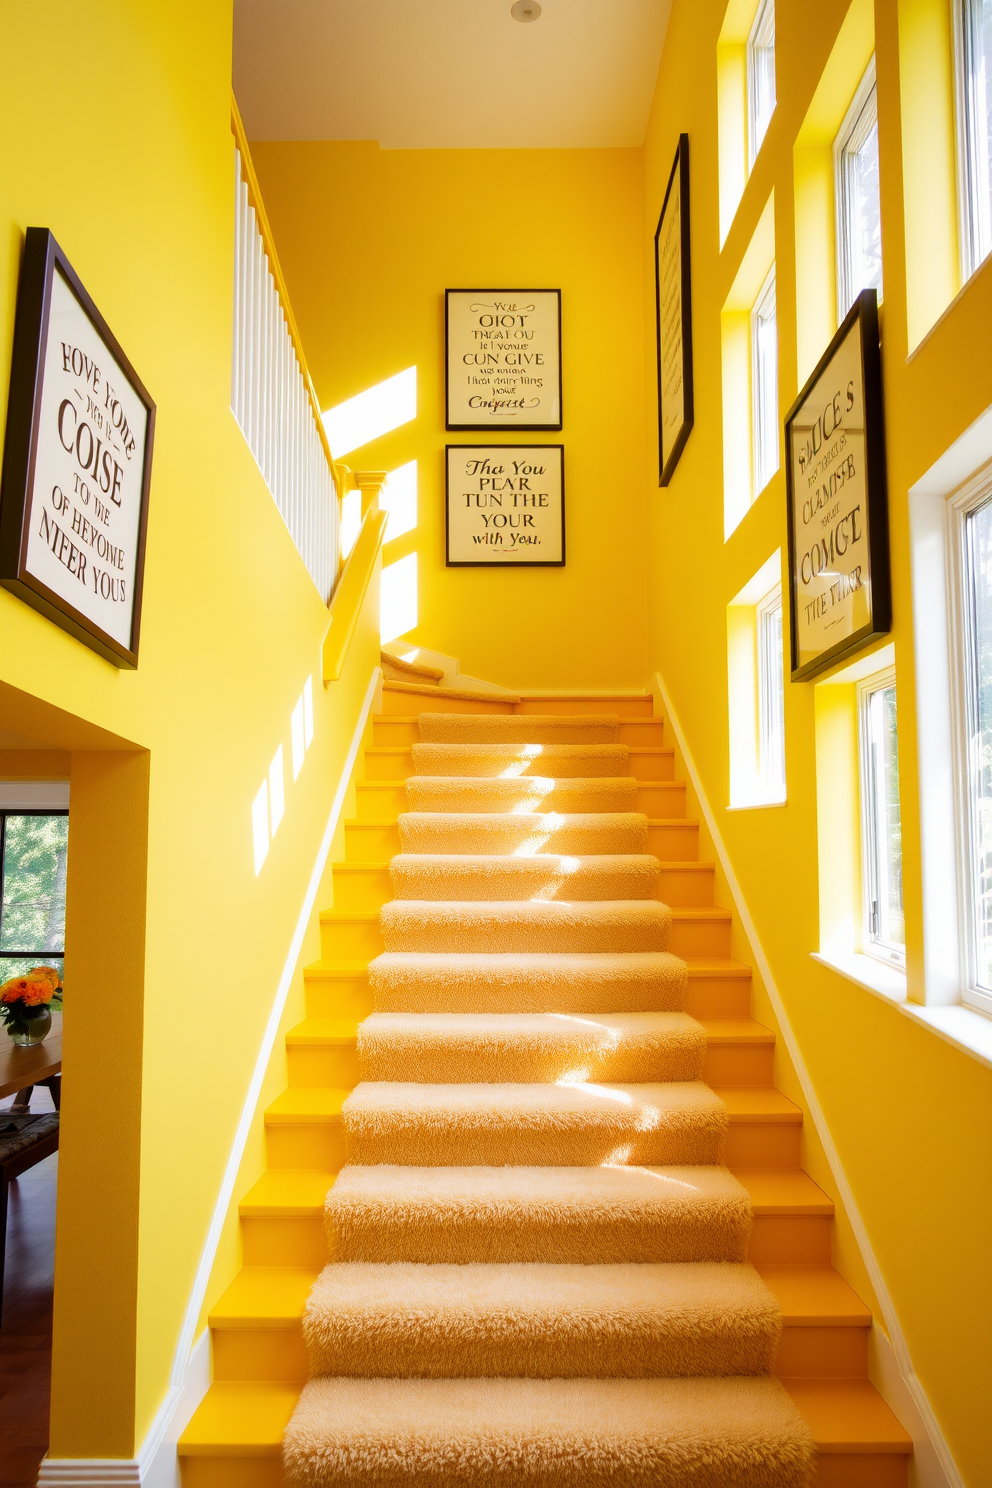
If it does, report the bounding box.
[37,667,381,1488]
[653,668,963,1488]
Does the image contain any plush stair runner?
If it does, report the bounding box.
[285,715,814,1487]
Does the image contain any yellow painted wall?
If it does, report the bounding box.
[0,0,379,1458]
[248,141,650,691]
[643,0,992,1480]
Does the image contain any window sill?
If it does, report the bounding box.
[726,798,787,812]
[811,950,992,1070]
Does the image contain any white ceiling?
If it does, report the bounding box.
[233,0,671,149]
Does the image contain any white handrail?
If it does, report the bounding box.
[231,144,339,602]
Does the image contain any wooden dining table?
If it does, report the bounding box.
[0,1012,62,1101]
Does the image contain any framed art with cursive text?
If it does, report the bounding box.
[0,228,155,668]
[446,444,564,566]
[655,134,694,486]
[785,288,890,682]
[445,289,562,431]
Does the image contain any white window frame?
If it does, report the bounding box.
[948,467,992,1016]
[747,0,776,168]
[834,57,882,320]
[954,0,992,281]
[857,667,905,970]
[751,267,778,498]
[756,584,786,801]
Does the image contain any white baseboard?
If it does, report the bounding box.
[652,670,962,1488]
[37,669,381,1487]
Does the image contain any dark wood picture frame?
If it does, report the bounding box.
[785,288,890,682]
[445,289,563,432]
[445,443,565,567]
[655,134,694,486]
[0,228,155,669]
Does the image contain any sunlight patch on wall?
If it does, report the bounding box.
[381,552,418,643]
[323,367,417,458]
[382,460,418,541]
[340,490,362,558]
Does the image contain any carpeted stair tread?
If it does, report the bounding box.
[302,1260,781,1378]
[405,776,638,814]
[325,1163,751,1263]
[418,713,619,744]
[398,811,647,855]
[284,1374,815,1487]
[389,852,661,902]
[358,1010,706,1083]
[379,899,671,954]
[411,742,630,778]
[343,1080,727,1166]
[369,950,688,1013]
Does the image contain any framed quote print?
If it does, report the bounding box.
[0,228,155,668]
[446,445,564,566]
[785,288,890,682]
[655,134,694,486]
[445,289,562,431]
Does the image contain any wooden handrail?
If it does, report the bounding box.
[323,504,388,684]
[230,95,341,498]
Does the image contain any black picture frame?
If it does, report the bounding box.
[785,288,890,682]
[655,134,694,486]
[445,289,563,432]
[445,443,565,567]
[0,228,155,669]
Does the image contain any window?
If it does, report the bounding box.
[0,812,68,980]
[747,0,776,166]
[956,490,992,1012]
[757,587,786,800]
[835,58,883,318]
[751,268,779,496]
[858,672,905,967]
[955,0,992,279]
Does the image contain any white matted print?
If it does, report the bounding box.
[445,290,562,431]
[446,445,564,566]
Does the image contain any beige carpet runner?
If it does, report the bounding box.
[285,713,814,1486]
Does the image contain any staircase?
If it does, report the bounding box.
[179,686,912,1486]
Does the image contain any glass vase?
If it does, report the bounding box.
[7,1010,52,1046]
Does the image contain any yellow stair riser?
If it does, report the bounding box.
[320,918,383,961]
[212,1328,308,1384]
[724,1125,801,1168]
[381,692,515,715]
[363,749,677,782]
[647,822,698,858]
[373,720,422,745]
[370,719,669,747]
[516,697,655,718]
[241,1215,326,1269]
[656,867,715,906]
[364,748,415,779]
[332,867,393,911]
[702,1044,774,1084]
[266,1122,346,1170]
[626,750,674,779]
[289,1040,770,1088]
[668,919,731,959]
[683,979,752,1020]
[207,1320,868,1386]
[776,1326,869,1379]
[287,1045,360,1088]
[345,821,401,859]
[180,1459,284,1488]
[353,783,686,819]
[748,1214,832,1264]
[617,720,666,746]
[815,1458,907,1488]
[304,972,372,1018]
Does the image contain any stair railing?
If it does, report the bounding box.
[230,97,340,603]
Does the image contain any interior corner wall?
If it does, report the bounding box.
[249,141,650,692]
[641,1,992,1482]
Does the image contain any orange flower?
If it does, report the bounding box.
[22,979,53,1007]
[29,965,62,993]
[1,978,31,1004]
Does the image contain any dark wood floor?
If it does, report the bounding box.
[0,1091,57,1488]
